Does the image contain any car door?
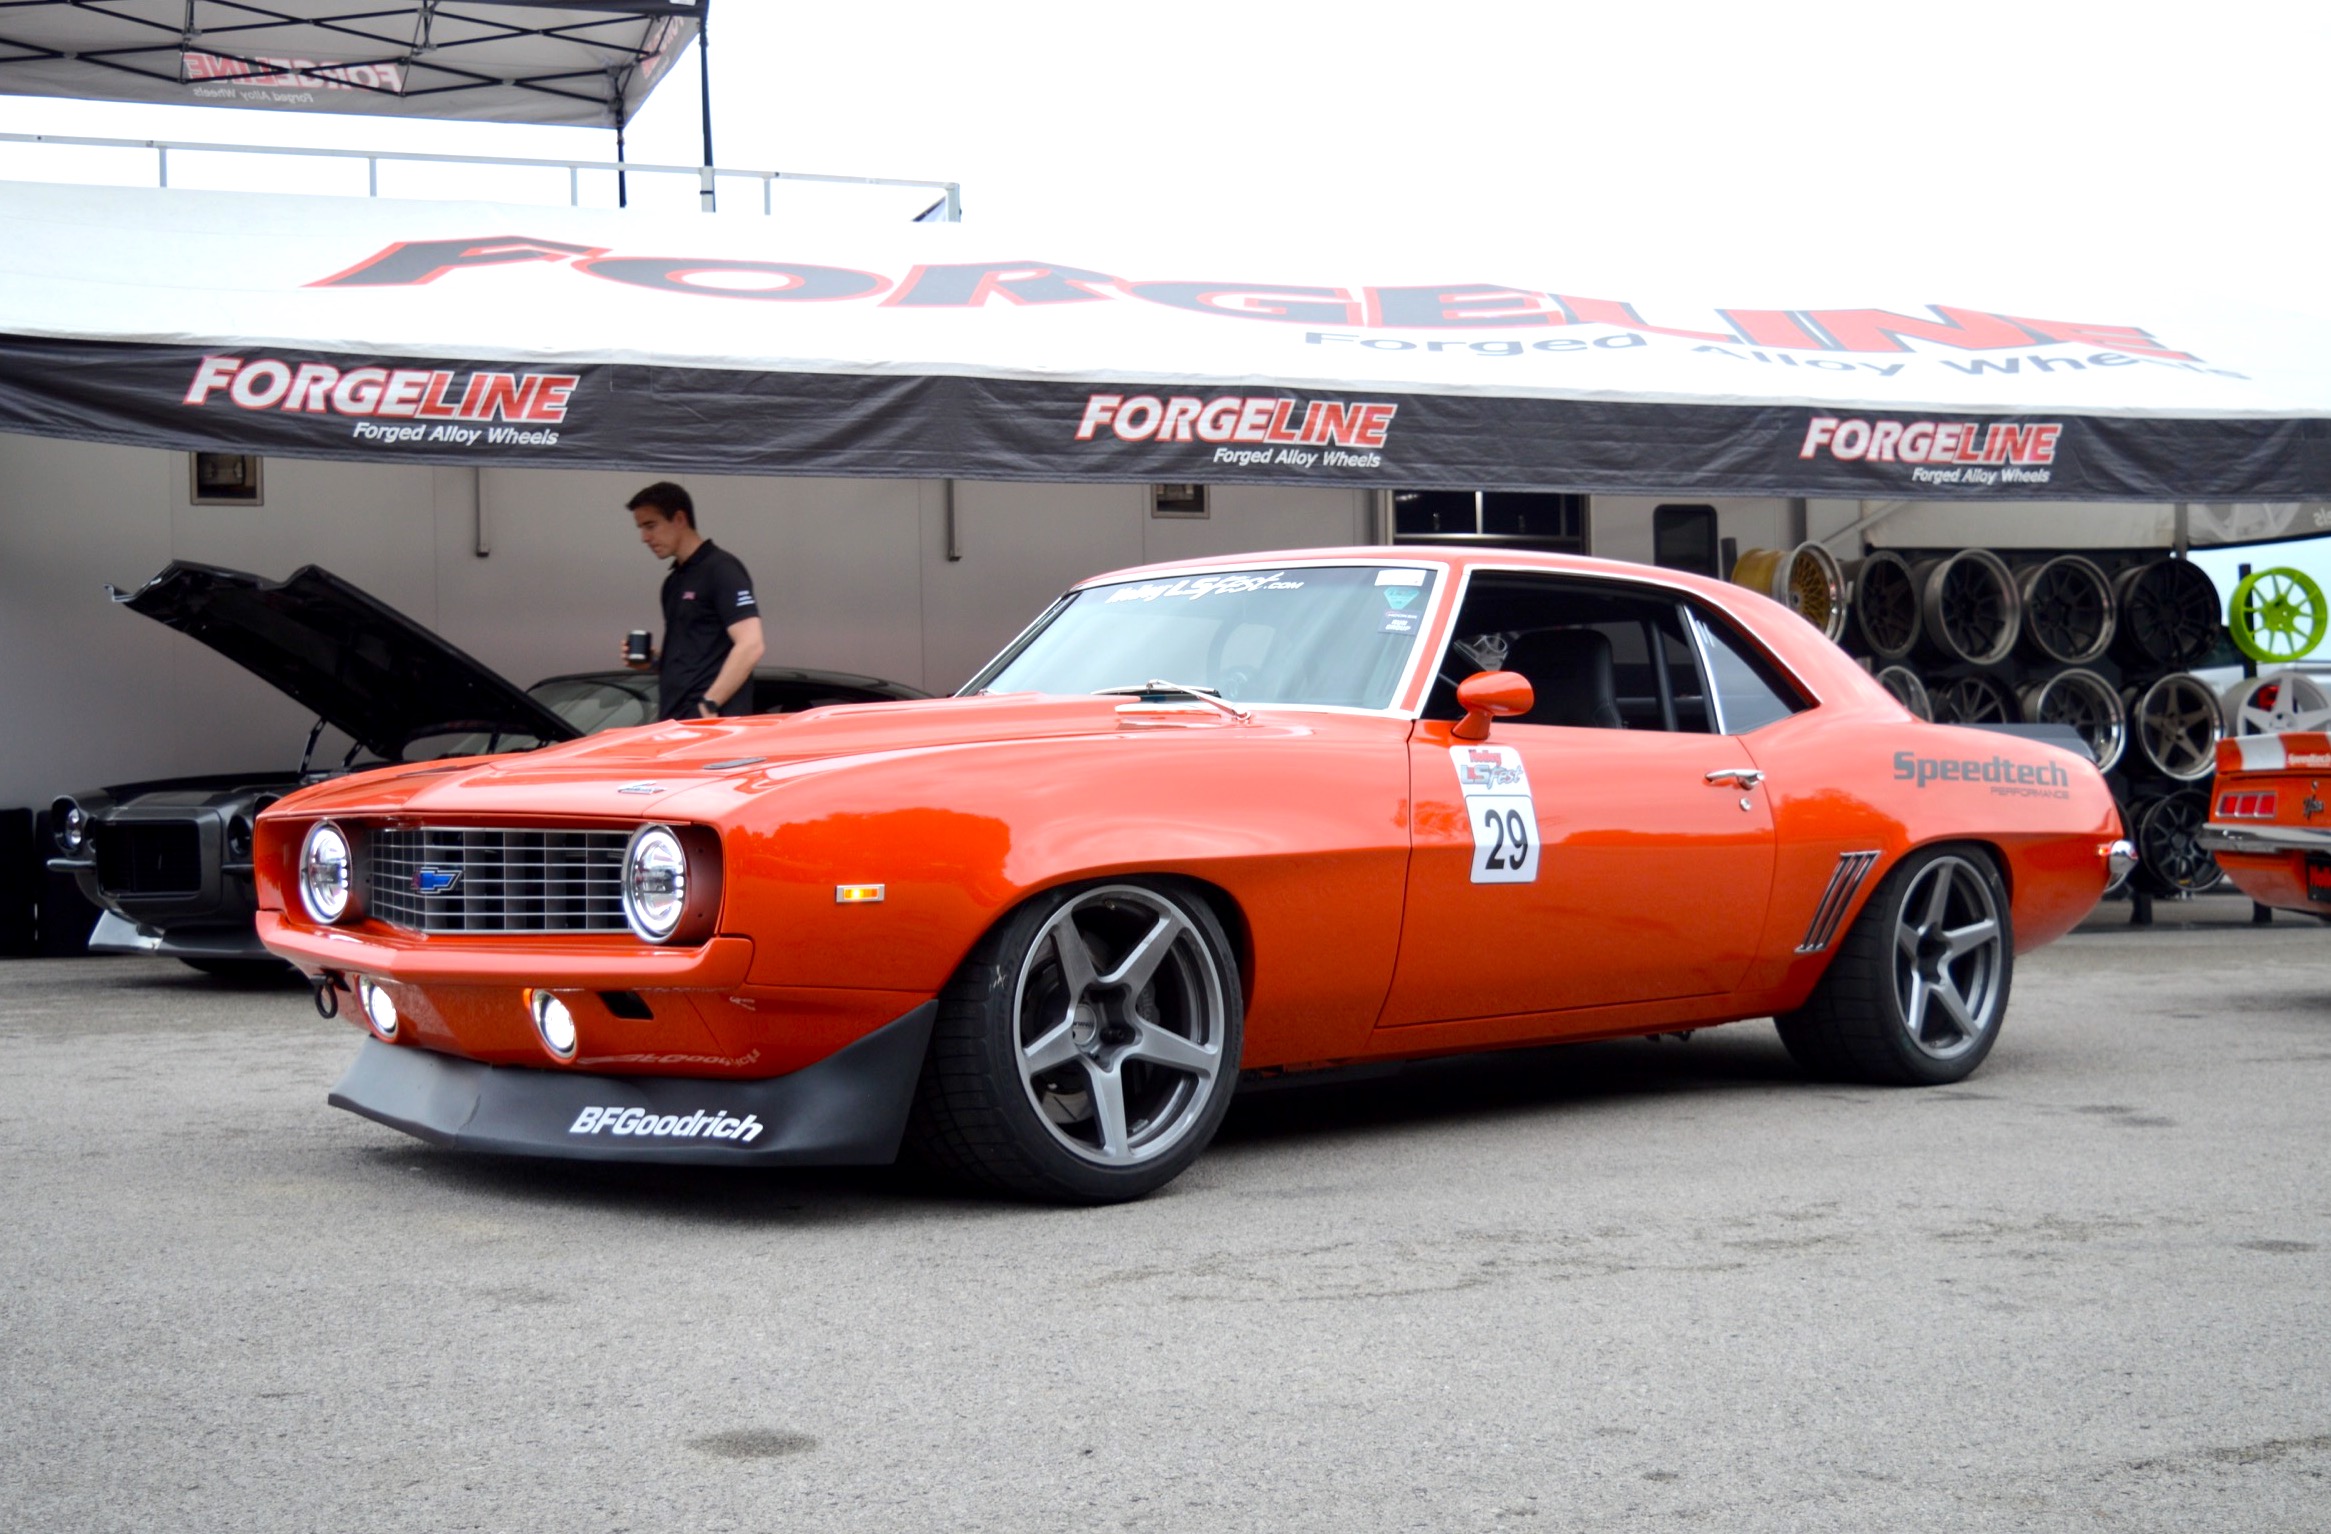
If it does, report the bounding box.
[1376,570,1785,1030]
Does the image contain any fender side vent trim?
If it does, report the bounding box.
[1798,851,1881,953]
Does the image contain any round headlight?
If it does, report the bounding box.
[622,824,688,942]
[531,989,578,1058]
[51,797,86,853]
[357,977,399,1040]
[299,821,355,923]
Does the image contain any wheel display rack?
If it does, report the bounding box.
[1840,547,2245,903]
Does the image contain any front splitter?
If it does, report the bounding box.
[327,1001,936,1166]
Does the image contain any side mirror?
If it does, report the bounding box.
[1452,670,1533,740]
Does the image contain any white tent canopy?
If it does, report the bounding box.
[4,178,2328,501]
[0,0,699,127]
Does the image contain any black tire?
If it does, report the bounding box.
[178,957,296,983]
[906,879,1243,1204]
[1776,845,2013,1086]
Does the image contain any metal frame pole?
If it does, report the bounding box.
[697,17,716,213]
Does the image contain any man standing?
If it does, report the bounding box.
[625,482,766,720]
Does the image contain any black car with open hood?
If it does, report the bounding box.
[112,562,580,764]
[49,561,929,975]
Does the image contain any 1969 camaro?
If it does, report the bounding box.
[256,547,2130,1202]
[2199,731,2331,914]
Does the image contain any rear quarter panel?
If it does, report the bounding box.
[1742,711,2118,1008]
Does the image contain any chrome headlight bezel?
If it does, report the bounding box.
[531,988,579,1059]
[622,823,689,943]
[299,820,361,924]
[51,796,87,854]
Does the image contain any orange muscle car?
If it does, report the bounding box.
[2199,732,2331,914]
[256,548,2130,1202]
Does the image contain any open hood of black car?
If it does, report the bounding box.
[111,562,580,762]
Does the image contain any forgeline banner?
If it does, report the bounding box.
[3,183,2330,499]
[1,334,2323,498]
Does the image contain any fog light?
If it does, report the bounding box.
[530,988,578,1059]
[357,977,398,1041]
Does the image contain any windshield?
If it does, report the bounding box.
[529,675,657,733]
[973,564,1439,709]
[413,675,653,759]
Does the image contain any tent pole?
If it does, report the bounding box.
[615,119,628,209]
[697,18,716,213]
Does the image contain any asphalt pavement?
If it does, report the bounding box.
[2,893,2326,1532]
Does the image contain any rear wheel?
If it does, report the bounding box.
[1776,846,2013,1085]
[907,880,1242,1203]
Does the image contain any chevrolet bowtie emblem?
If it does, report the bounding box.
[414,866,461,894]
[2306,781,2324,821]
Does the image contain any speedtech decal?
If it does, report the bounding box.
[1894,750,2071,798]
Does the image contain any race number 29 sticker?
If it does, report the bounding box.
[1451,745,1540,883]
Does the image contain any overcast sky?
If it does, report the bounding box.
[2,1,2326,318]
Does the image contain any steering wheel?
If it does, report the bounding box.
[1216,665,1261,702]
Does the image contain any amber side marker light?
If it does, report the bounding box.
[835,884,886,904]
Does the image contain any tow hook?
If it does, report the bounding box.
[309,971,344,1020]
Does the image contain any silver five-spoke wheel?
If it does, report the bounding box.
[1891,854,2005,1062]
[909,878,1243,1203]
[1013,885,1230,1167]
[1777,844,2014,1085]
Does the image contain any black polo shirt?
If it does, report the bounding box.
[658,539,760,719]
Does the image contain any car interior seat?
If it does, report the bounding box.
[1500,627,1624,728]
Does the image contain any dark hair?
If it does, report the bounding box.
[627,481,696,528]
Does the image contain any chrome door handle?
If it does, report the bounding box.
[1705,768,1765,789]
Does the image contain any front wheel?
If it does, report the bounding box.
[1776,846,2013,1085]
[907,880,1243,1203]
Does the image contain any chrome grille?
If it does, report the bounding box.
[367,826,631,934]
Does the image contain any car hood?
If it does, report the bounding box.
[112,561,580,762]
[276,691,1330,818]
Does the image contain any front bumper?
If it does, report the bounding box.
[259,912,755,988]
[328,1000,937,1166]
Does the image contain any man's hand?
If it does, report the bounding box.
[696,699,720,718]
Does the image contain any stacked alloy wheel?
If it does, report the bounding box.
[1838,548,2237,899]
[1733,543,1849,642]
[2221,671,2331,736]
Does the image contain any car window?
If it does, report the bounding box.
[1424,572,1712,732]
[971,564,1438,709]
[528,676,656,733]
[1686,608,1807,734]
